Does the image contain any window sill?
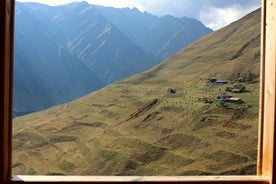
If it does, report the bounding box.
[11,175,270,183]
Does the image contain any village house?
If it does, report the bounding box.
[217,94,243,104]
[207,78,228,84]
[224,97,243,104]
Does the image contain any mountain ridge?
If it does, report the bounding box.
[96,5,212,60]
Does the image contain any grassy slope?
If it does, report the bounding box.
[12,9,261,175]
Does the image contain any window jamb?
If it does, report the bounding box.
[0,0,14,183]
[259,0,276,184]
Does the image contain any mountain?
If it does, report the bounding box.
[49,2,160,84]
[13,8,261,176]
[13,2,104,116]
[96,6,213,60]
[14,2,211,116]
[13,2,160,116]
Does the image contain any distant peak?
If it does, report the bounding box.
[132,7,140,12]
[67,1,89,7]
[161,15,177,21]
[78,1,89,6]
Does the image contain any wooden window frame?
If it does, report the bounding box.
[0,0,275,183]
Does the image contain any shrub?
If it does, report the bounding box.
[240,71,254,82]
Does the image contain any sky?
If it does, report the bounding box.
[16,0,261,30]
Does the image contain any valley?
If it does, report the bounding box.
[13,8,261,175]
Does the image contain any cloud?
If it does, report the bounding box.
[130,0,199,18]
[199,4,260,30]
[16,0,261,30]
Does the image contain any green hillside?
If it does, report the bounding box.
[12,9,261,175]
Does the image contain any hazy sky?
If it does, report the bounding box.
[16,0,261,30]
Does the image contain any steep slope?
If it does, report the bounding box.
[96,6,213,60]
[13,3,104,116]
[13,2,159,115]
[48,2,160,83]
[13,8,261,175]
